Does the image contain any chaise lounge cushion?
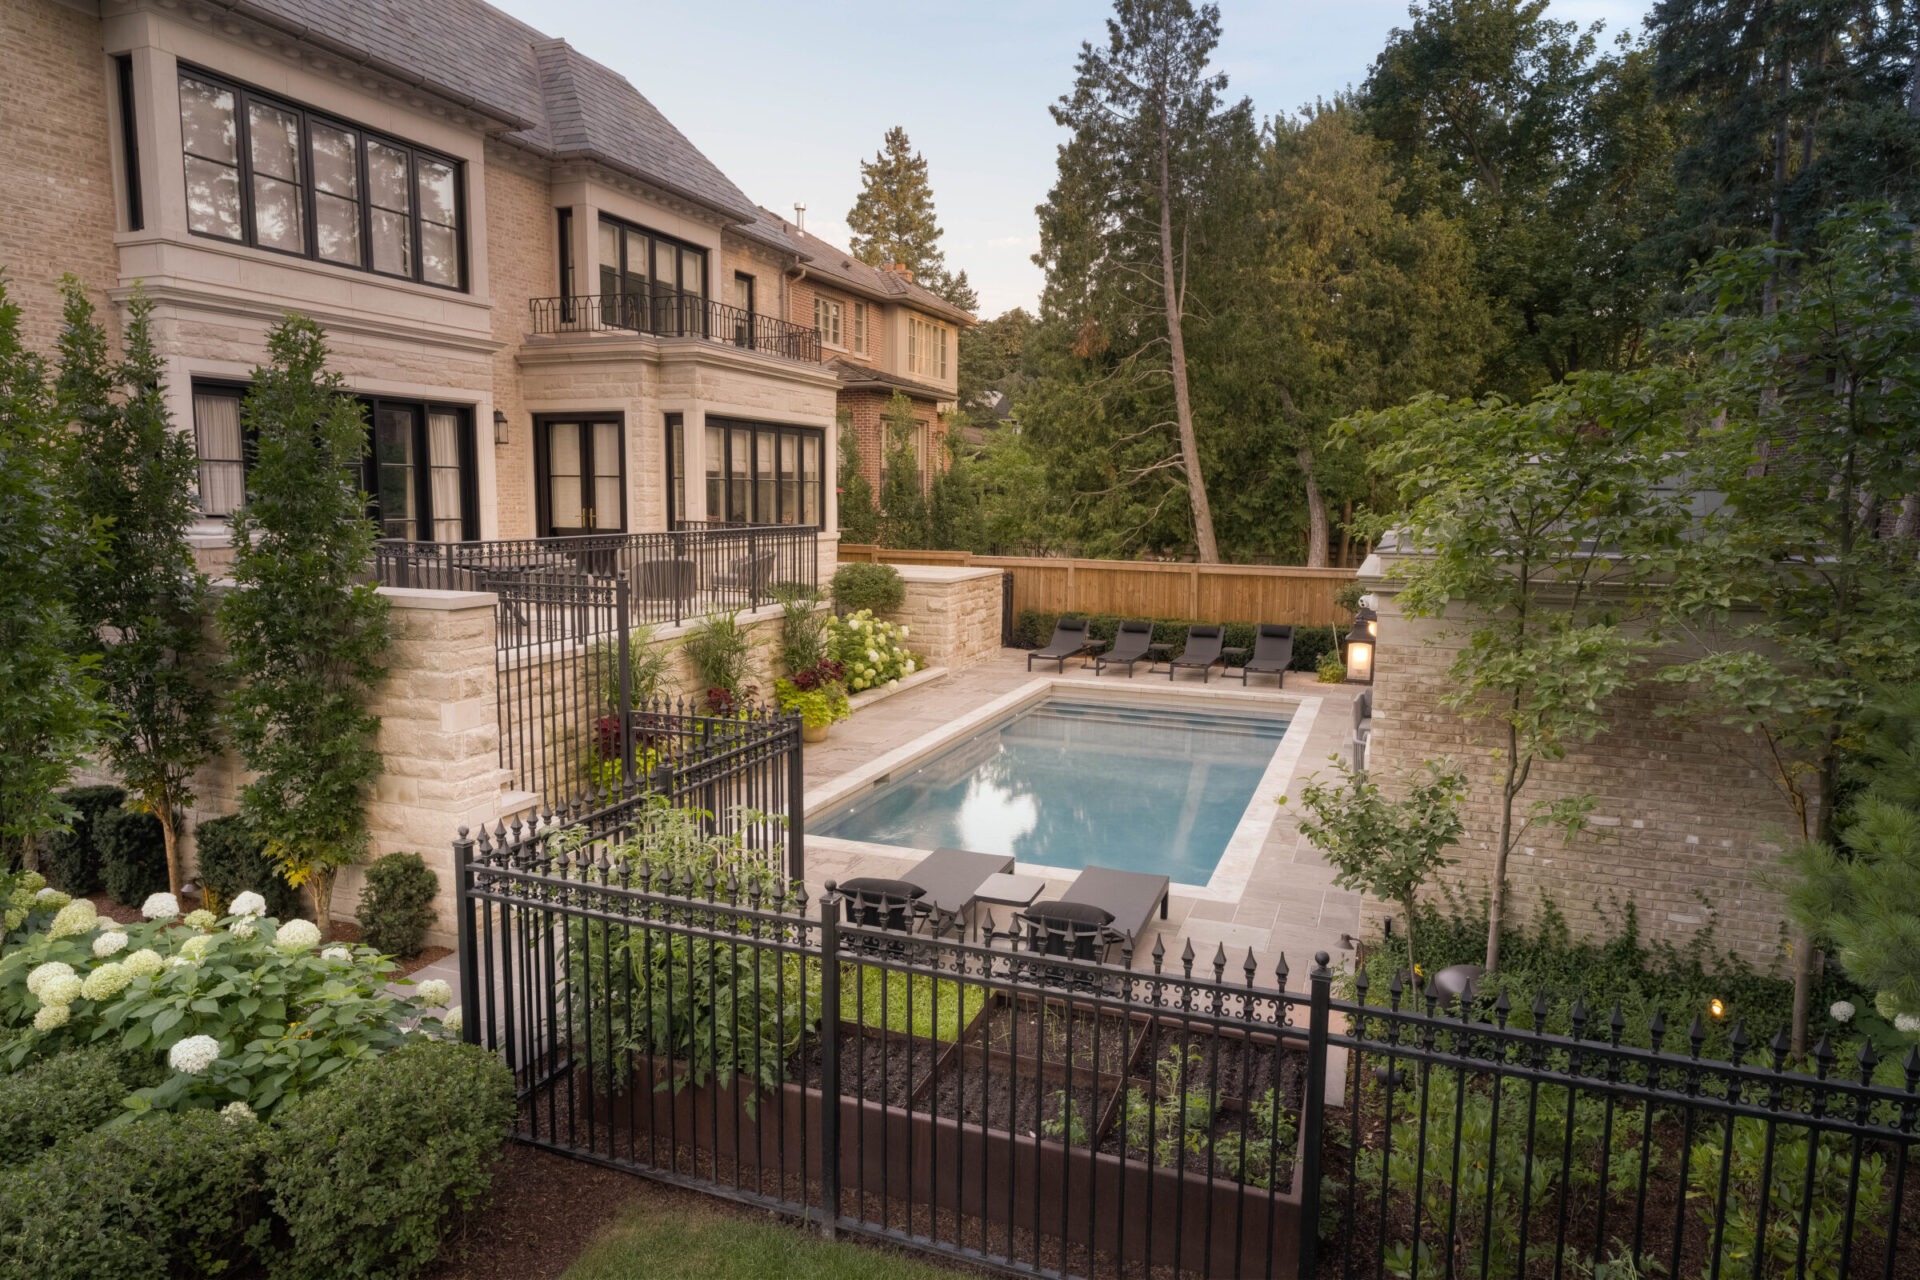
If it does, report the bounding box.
[1026,900,1113,927]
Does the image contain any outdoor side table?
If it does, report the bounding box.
[969,872,1048,942]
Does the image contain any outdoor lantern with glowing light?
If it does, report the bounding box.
[1345,618,1375,685]
[1358,604,1378,639]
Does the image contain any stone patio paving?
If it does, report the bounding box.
[799,648,1367,986]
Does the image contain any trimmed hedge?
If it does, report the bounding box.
[0,1109,263,1279]
[42,785,126,896]
[358,852,439,959]
[95,807,168,905]
[194,815,302,919]
[1011,609,1340,673]
[0,1044,137,1166]
[830,562,906,615]
[262,1038,514,1280]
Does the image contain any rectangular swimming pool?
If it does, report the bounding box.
[812,695,1292,885]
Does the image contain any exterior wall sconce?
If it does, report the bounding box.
[1345,618,1375,685]
[1358,604,1378,639]
[492,410,509,446]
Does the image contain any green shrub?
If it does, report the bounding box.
[1012,610,1338,672]
[683,611,755,710]
[0,1043,139,1166]
[42,785,125,896]
[262,1039,514,1280]
[830,562,905,615]
[95,806,168,905]
[0,1109,263,1279]
[358,852,439,959]
[193,815,302,919]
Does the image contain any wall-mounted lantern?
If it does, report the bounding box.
[1345,618,1375,685]
[492,410,510,446]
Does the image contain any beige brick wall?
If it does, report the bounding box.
[486,141,557,538]
[1363,583,1799,969]
[0,0,119,356]
[887,566,1002,671]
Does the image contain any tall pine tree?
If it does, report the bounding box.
[847,126,973,306]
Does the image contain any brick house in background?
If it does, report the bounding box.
[748,209,975,493]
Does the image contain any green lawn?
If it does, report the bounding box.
[842,963,988,1040]
[562,1204,966,1279]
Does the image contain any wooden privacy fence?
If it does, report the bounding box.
[837,547,1355,628]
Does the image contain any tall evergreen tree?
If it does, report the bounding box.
[846,127,959,294]
[1037,0,1256,562]
[878,392,930,548]
[835,411,881,545]
[0,276,108,864]
[219,316,389,935]
[62,284,215,897]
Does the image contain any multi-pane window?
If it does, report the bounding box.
[813,296,843,348]
[852,301,866,354]
[907,316,950,379]
[597,215,707,333]
[191,382,247,517]
[693,419,823,528]
[363,398,476,541]
[176,68,465,289]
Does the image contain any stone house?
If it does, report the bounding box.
[745,208,974,494]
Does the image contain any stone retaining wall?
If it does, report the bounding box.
[887,565,1003,671]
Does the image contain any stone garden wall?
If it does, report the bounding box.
[888,565,1003,672]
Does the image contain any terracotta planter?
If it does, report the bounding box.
[803,721,830,744]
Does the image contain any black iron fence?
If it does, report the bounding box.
[374,525,818,639]
[449,798,1920,1279]
[529,291,823,364]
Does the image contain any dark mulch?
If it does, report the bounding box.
[86,892,147,925]
[425,1143,647,1280]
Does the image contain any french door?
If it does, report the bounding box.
[535,415,625,536]
[363,398,474,541]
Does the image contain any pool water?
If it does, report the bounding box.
[814,697,1291,885]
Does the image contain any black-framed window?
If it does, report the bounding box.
[362,398,478,541]
[597,214,707,333]
[177,66,466,290]
[534,414,626,535]
[666,414,686,522]
[191,380,248,517]
[116,55,143,231]
[557,207,575,320]
[693,417,822,528]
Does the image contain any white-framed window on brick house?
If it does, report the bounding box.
[813,296,843,348]
[177,66,466,289]
[907,316,949,379]
[853,301,866,354]
[191,381,248,518]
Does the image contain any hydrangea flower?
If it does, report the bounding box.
[321,945,352,962]
[1830,1001,1856,1023]
[228,891,267,918]
[417,978,453,1007]
[33,886,69,908]
[165,956,195,969]
[183,909,217,930]
[180,933,217,960]
[33,1002,69,1032]
[274,919,321,953]
[229,917,257,939]
[123,949,164,978]
[49,899,98,938]
[168,1034,221,1075]
[26,961,74,999]
[37,973,82,1007]
[141,892,181,921]
[221,1101,258,1125]
[92,930,129,958]
[443,1009,463,1036]
[80,962,131,1001]
[899,625,910,639]
[1898,1014,1920,1036]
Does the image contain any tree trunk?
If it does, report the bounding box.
[310,868,336,941]
[1298,445,1329,568]
[158,800,182,899]
[1157,102,1218,563]
[1402,892,1419,977]
[1339,500,1353,568]
[1485,722,1522,974]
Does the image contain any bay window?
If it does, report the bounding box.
[683,418,823,528]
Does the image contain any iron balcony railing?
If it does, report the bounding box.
[372,524,819,639]
[529,291,823,364]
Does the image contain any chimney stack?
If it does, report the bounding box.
[793,202,806,232]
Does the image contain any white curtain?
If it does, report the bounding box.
[428,411,463,542]
[193,391,245,516]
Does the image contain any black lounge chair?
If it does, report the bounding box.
[1237,624,1294,686]
[904,846,1014,933]
[1055,865,1171,961]
[1166,624,1226,682]
[1028,616,1093,672]
[1094,618,1155,677]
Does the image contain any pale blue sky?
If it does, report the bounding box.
[492,0,1649,317]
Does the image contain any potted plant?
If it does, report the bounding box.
[776,658,850,743]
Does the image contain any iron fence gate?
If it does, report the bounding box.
[452,807,1920,1279]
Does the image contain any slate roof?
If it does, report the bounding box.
[751,209,976,326]
[203,0,756,222]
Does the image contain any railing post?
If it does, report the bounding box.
[786,716,805,884]
[749,528,763,610]
[1298,952,1332,1277]
[616,579,635,783]
[817,885,843,1238]
[453,828,481,1047]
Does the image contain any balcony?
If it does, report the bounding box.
[373,524,820,643]
[528,291,823,364]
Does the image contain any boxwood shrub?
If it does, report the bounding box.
[95,806,169,905]
[0,1043,144,1166]
[358,852,440,958]
[0,1109,263,1279]
[1012,609,1340,673]
[262,1038,514,1280]
[42,785,126,896]
[830,562,906,615]
[194,815,302,919]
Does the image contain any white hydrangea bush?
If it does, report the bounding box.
[1,899,452,1117]
[827,609,923,693]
